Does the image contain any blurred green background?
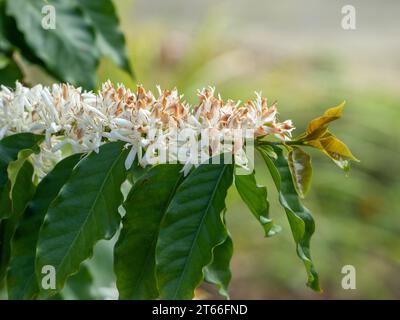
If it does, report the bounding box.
[24,0,400,299]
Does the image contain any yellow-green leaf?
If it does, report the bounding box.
[296,101,345,141]
[306,131,359,170]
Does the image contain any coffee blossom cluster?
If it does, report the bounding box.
[0,81,295,175]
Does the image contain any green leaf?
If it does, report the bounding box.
[114,164,183,300]
[288,146,312,198]
[259,146,321,291]
[156,161,233,299]
[235,170,280,237]
[204,233,233,299]
[0,133,43,221]
[256,144,277,160]
[258,146,280,187]
[0,55,22,87]
[0,160,35,283]
[78,0,133,76]
[36,142,128,296]
[60,263,95,300]
[7,154,82,300]
[6,0,99,89]
[0,1,12,52]
[1,2,46,67]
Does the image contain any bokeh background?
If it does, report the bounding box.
[21,0,400,299]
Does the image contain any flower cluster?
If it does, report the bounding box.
[0,81,295,175]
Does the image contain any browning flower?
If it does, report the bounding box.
[0,81,294,175]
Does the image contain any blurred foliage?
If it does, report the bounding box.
[1,0,399,300]
[98,0,399,299]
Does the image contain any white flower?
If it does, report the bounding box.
[0,81,295,176]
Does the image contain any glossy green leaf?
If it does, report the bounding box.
[36,142,128,296]
[78,0,133,76]
[0,161,35,283]
[6,0,99,89]
[204,233,233,299]
[156,161,233,299]
[288,146,313,198]
[235,170,280,237]
[1,2,46,67]
[259,146,321,291]
[0,133,43,221]
[7,154,82,300]
[114,164,183,300]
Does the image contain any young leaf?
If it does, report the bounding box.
[6,0,99,89]
[7,154,82,300]
[307,131,359,170]
[0,161,35,283]
[235,170,280,237]
[296,101,345,141]
[288,146,312,198]
[36,142,128,296]
[259,146,321,291]
[78,0,133,77]
[204,233,233,299]
[0,133,43,221]
[114,164,183,300]
[156,162,233,299]
[293,102,358,171]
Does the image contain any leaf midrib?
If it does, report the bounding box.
[52,148,125,282]
[170,165,228,299]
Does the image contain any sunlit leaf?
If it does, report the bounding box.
[0,133,43,221]
[7,154,82,299]
[296,101,345,141]
[7,0,99,89]
[36,142,128,296]
[293,102,359,170]
[307,131,359,170]
[256,144,277,159]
